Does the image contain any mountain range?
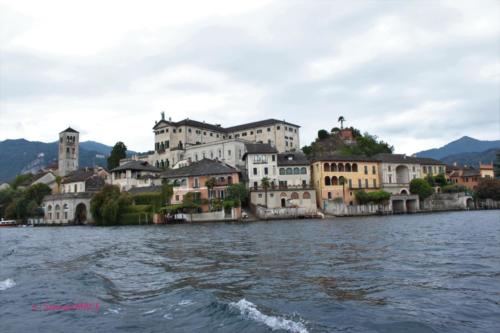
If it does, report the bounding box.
[415,136,500,160]
[0,139,136,183]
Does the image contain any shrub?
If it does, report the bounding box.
[441,184,468,193]
[317,129,329,140]
[410,179,434,201]
[355,190,391,205]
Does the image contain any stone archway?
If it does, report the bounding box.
[75,203,87,224]
[400,189,409,195]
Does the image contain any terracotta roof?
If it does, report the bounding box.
[161,159,239,178]
[111,161,161,173]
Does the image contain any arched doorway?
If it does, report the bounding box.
[281,198,286,208]
[400,189,409,195]
[75,203,87,224]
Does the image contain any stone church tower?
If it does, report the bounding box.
[58,127,79,176]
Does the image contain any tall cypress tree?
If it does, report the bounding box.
[107,142,127,170]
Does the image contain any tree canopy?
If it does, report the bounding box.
[90,184,132,225]
[410,178,434,201]
[107,142,127,170]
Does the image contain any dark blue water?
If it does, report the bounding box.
[1,210,499,333]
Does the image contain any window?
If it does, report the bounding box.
[175,195,179,201]
[250,131,254,135]
[372,179,377,188]
[328,192,332,199]
[257,129,262,134]
[264,167,268,175]
[253,181,258,189]
[358,179,362,188]
[188,128,192,133]
[228,150,231,156]
[286,168,293,175]
[204,131,207,135]
[348,179,352,188]
[179,128,182,133]
[258,193,263,198]
[280,168,285,175]
[389,175,392,183]
[272,155,276,162]
[293,167,300,174]
[173,129,176,133]
[218,150,222,158]
[365,179,369,188]
[268,127,272,131]
[301,167,307,174]
[372,166,376,174]
[364,166,368,175]
[210,133,213,137]
[253,168,258,175]
[388,166,392,171]
[291,192,299,199]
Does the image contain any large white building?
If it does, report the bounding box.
[149,113,301,168]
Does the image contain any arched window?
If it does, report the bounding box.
[300,167,307,174]
[280,192,288,197]
[155,161,160,168]
[293,167,300,174]
[323,163,330,172]
[291,192,299,199]
[324,176,331,186]
[352,163,358,172]
[339,176,346,185]
[286,168,293,175]
[47,205,52,211]
[279,168,286,175]
[332,176,338,186]
[160,160,165,168]
[345,163,351,172]
[303,192,311,199]
[338,163,345,172]
[63,204,69,210]
[55,205,60,211]
[331,163,338,172]
[166,159,170,168]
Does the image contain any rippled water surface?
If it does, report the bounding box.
[1,210,500,333]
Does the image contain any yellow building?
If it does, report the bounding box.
[311,156,380,208]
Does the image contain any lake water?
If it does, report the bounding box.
[1,210,499,333]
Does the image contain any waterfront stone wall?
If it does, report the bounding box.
[323,201,392,216]
[421,193,474,211]
[253,205,317,219]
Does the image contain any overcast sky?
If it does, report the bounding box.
[0,0,499,154]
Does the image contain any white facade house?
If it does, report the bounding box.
[375,154,422,195]
[110,161,162,191]
[243,143,279,190]
[277,152,311,188]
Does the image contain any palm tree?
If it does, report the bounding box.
[261,177,271,208]
[338,116,346,129]
[205,177,217,210]
[339,176,346,203]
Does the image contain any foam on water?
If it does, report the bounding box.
[143,309,157,315]
[0,278,16,291]
[231,299,308,333]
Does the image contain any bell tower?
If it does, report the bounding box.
[58,127,79,176]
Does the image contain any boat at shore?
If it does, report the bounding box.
[0,218,18,227]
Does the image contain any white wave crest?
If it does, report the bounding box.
[230,299,308,333]
[0,278,16,291]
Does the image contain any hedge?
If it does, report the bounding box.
[120,212,153,225]
[123,204,153,214]
[132,193,164,206]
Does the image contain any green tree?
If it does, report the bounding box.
[301,145,313,157]
[355,190,391,205]
[205,177,217,207]
[331,127,341,133]
[433,174,448,187]
[160,183,174,206]
[227,183,249,206]
[25,183,52,204]
[494,151,500,178]
[107,142,127,170]
[261,177,271,208]
[475,178,500,200]
[341,132,393,156]
[425,174,436,187]
[90,185,131,225]
[410,178,434,202]
[10,173,34,189]
[317,129,329,140]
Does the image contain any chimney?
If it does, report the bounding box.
[169,117,172,122]
[161,111,165,120]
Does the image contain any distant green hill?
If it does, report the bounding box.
[0,139,136,183]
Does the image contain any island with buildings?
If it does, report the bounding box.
[1,113,497,226]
